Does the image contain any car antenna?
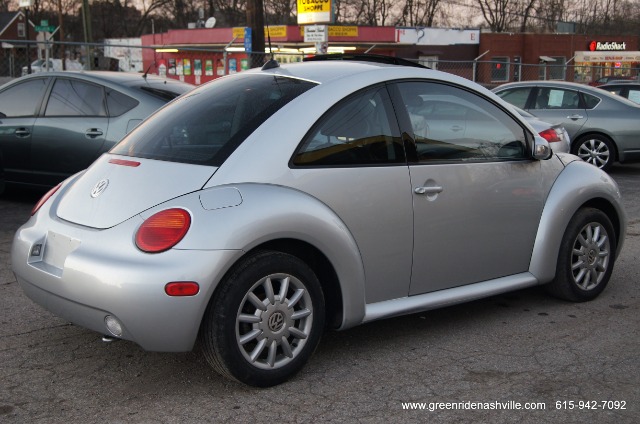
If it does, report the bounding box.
[261,1,279,70]
[142,62,154,80]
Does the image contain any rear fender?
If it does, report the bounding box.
[144,183,368,330]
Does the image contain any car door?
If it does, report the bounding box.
[525,86,588,139]
[390,81,547,295]
[29,77,109,187]
[0,77,50,186]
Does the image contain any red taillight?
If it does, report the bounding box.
[165,282,200,296]
[538,128,561,143]
[109,158,141,167]
[135,208,191,253]
[31,184,62,216]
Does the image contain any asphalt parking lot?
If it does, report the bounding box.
[1,164,638,423]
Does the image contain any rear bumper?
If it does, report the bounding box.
[11,215,241,352]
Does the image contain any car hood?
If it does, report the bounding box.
[56,154,216,229]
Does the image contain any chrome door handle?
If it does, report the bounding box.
[414,186,443,195]
[567,114,583,120]
[15,128,30,137]
[450,125,464,132]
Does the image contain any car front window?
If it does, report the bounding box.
[111,74,316,166]
[397,82,528,162]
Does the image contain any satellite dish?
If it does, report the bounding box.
[204,17,216,28]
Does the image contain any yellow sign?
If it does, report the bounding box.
[297,0,332,24]
[265,26,288,38]
[233,26,288,39]
[329,26,357,37]
[299,26,358,38]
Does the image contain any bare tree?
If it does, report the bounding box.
[398,0,442,27]
[476,0,520,31]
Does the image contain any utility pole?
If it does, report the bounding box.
[246,0,265,68]
[57,0,65,70]
[81,0,93,69]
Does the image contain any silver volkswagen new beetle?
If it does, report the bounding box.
[12,55,626,387]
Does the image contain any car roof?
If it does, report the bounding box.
[239,58,475,89]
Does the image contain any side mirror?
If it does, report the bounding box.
[533,135,552,160]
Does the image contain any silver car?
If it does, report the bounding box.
[493,80,640,171]
[12,56,627,387]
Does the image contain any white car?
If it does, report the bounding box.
[22,58,83,76]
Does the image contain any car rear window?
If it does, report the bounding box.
[111,74,317,166]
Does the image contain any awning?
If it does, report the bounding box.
[575,51,640,63]
[539,56,556,62]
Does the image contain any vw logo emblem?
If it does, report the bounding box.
[90,179,109,198]
[268,312,285,332]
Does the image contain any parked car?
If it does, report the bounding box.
[0,71,194,193]
[21,58,83,76]
[588,75,637,87]
[493,80,640,171]
[12,55,626,387]
[600,82,640,104]
[515,107,570,153]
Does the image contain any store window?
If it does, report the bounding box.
[548,56,566,80]
[491,57,509,82]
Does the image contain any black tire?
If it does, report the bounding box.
[572,134,615,172]
[546,208,616,302]
[200,250,325,387]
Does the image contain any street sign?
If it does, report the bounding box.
[35,25,56,32]
[244,27,252,52]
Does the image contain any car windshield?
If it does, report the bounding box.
[111,74,317,166]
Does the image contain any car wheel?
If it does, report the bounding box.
[546,208,616,302]
[573,134,615,171]
[200,250,325,387]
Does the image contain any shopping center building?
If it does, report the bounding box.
[139,25,639,86]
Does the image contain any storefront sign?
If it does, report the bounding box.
[589,41,627,51]
[297,0,333,25]
[299,26,358,37]
[576,51,640,62]
[396,27,479,46]
[233,25,288,39]
[304,25,328,42]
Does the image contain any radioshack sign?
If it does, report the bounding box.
[297,0,333,24]
[589,41,627,51]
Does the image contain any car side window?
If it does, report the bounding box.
[45,79,107,117]
[582,92,601,109]
[627,89,640,104]
[395,81,528,163]
[534,88,580,109]
[0,79,48,117]
[105,89,139,117]
[293,86,404,166]
[495,88,531,109]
